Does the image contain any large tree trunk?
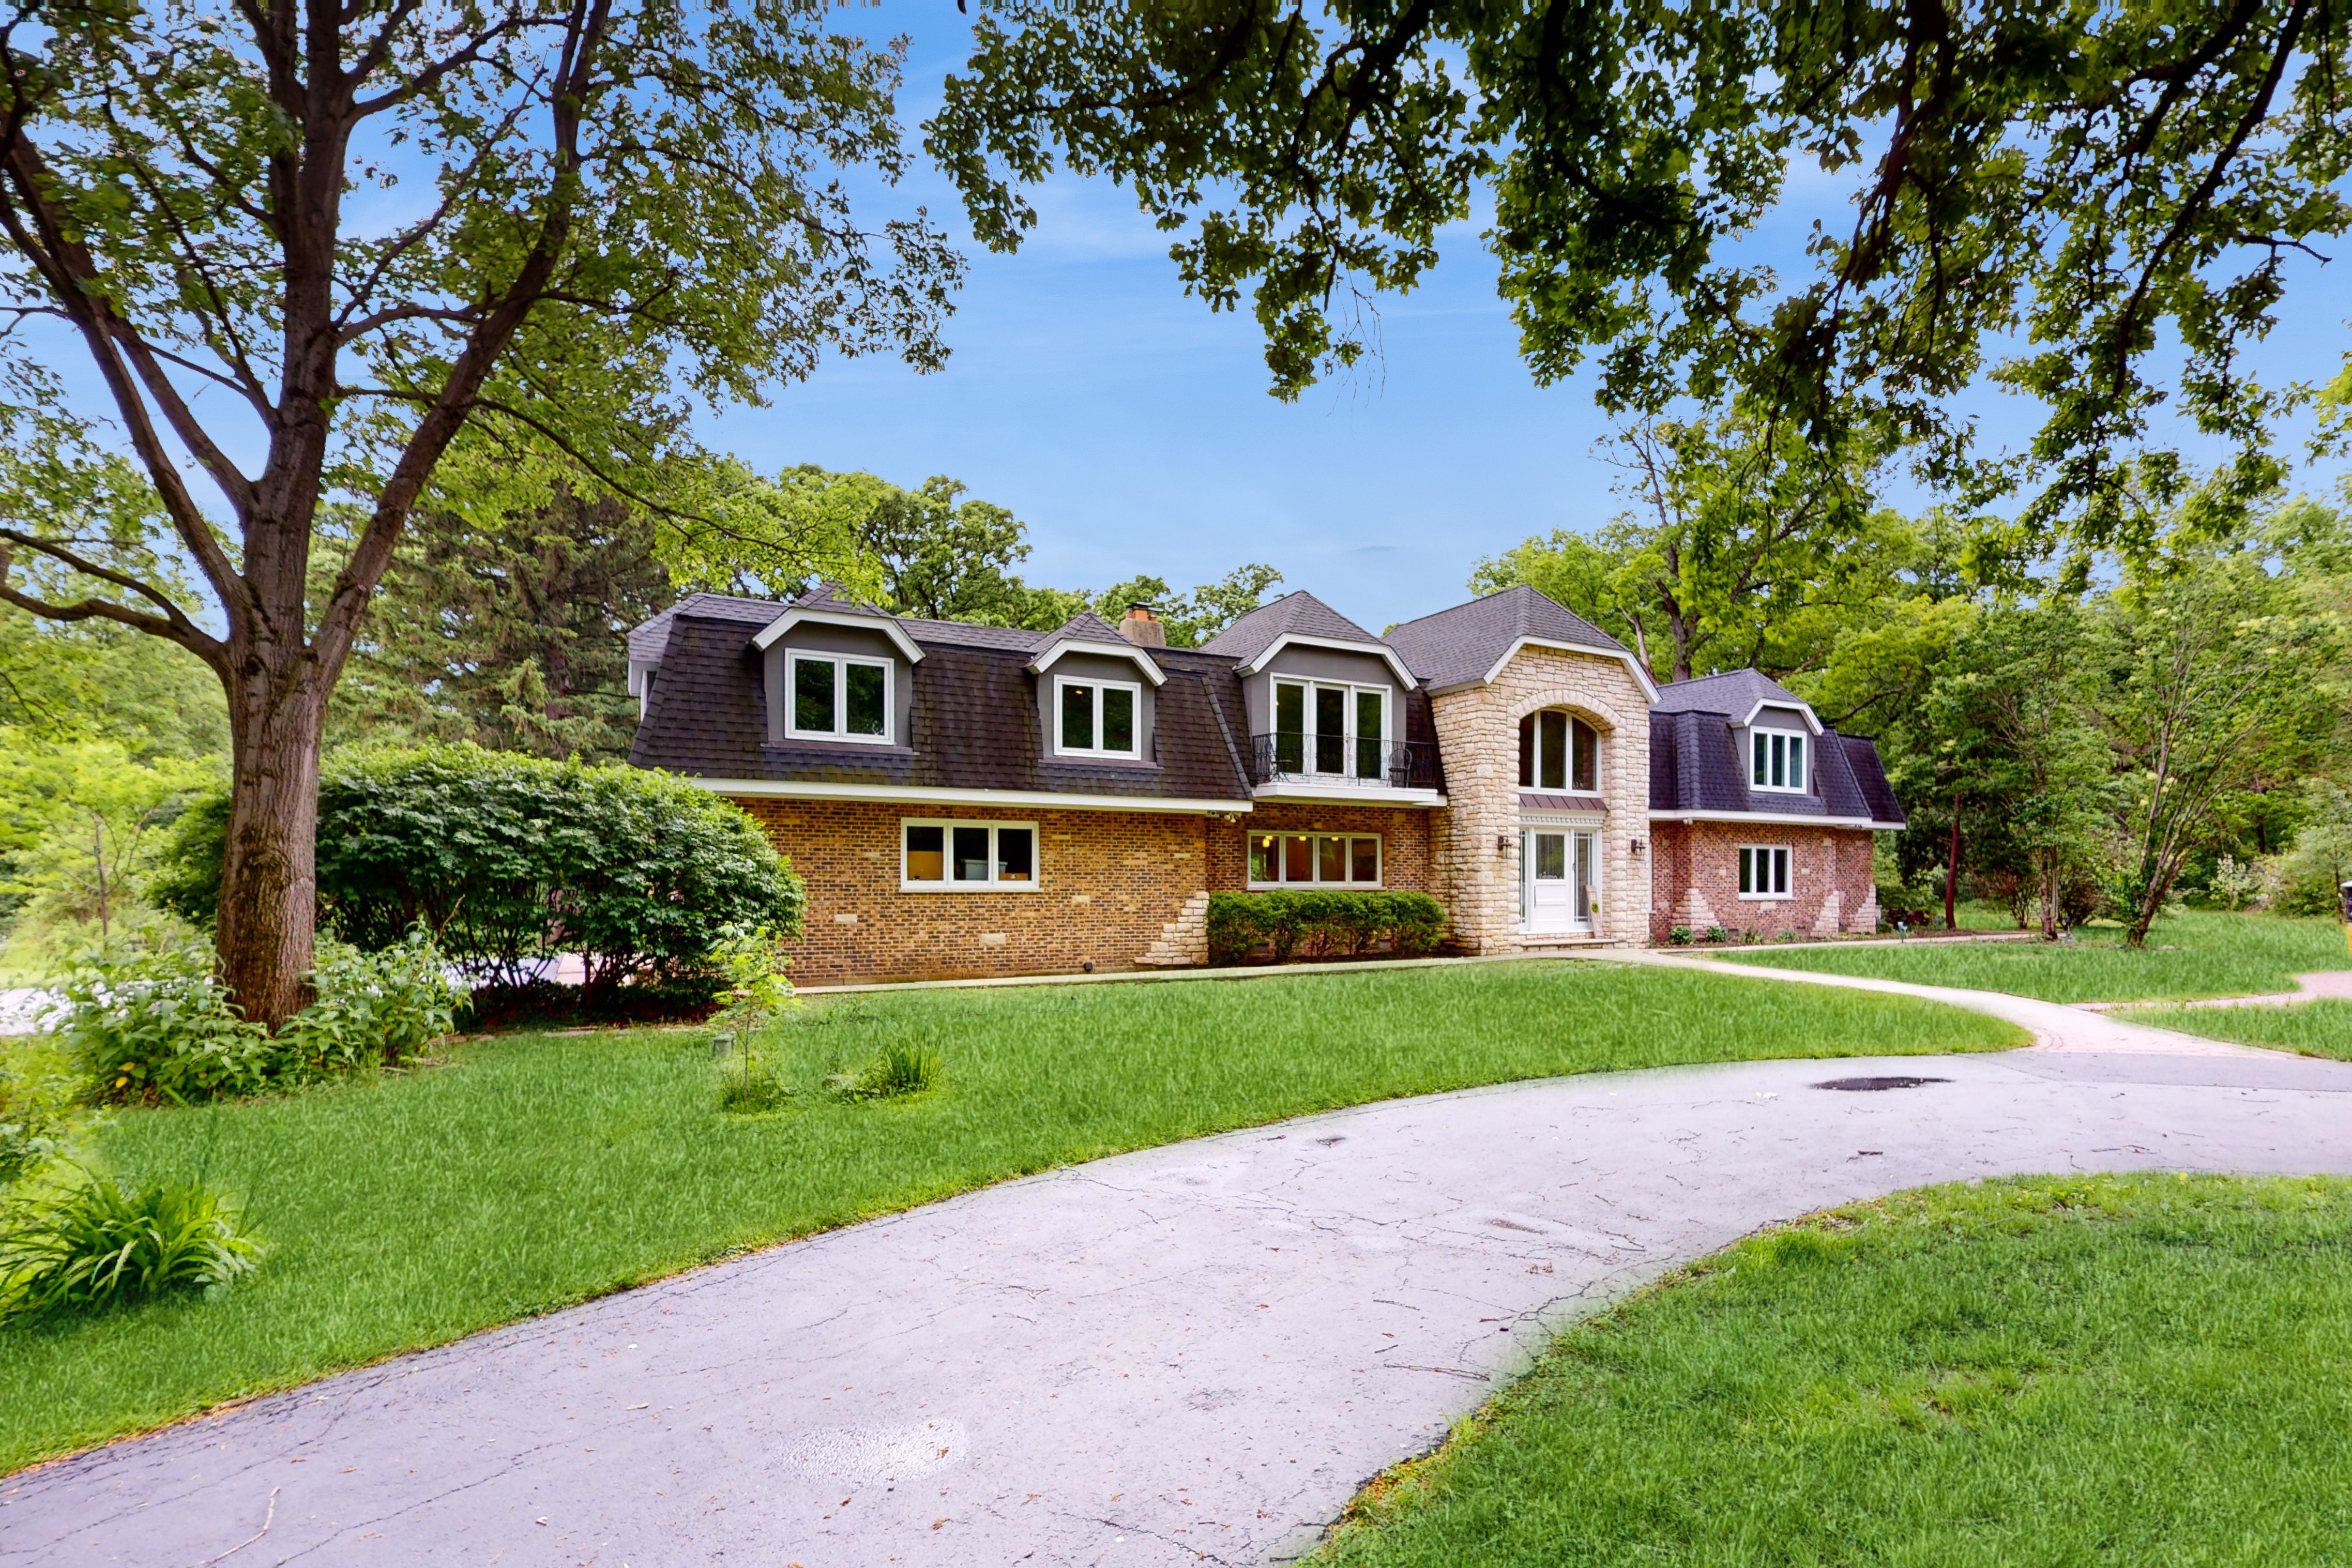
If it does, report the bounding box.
[217,667,328,1028]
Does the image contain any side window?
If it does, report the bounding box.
[787,652,891,743]
[1519,710,1601,791]
[1738,845,1792,897]
[902,820,1038,889]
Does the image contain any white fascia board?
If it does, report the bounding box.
[687,776,1244,814]
[1741,700,1824,736]
[1479,637,1662,704]
[1242,633,1419,690]
[1646,808,1895,830]
[1248,783,1447,808]
[751,607,925,664]
[1028,638,1165,686]
[627,658,655,698]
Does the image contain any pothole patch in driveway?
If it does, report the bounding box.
[1812,1075,1952,1092]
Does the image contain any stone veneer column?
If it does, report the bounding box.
[1428,647,1654,953]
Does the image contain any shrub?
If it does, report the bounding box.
[1666,925,1693,946]
[1205,890,1447,965]
[716,1049,796,1114]
[55,935,461,1106]
[0,1167,262,1323]
[156,746,805,993]
[2263,785,2352,917]
[1704,926,1731,944]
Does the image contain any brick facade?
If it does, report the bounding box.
[1647,820,1880,942]
[1426,647,1654,953]
[733,798,1215,984]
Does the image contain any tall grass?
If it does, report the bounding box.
[2126,999,2352,1058]
[1733,910,2347,1002]
[0,960,2019,1471]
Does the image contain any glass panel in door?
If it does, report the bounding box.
[1314,686,1346,774]
[1355,690,1384,780]
[1572,831,1594,922]
[1273,682,1304,772]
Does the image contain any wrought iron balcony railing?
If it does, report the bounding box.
[1249,733,1440,790]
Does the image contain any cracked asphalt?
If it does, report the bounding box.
[5,964,2350,1567]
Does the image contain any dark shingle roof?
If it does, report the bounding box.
[628,609,1253,802]
[1646,709,1905,825]
[1652,668,1810,720]
[1384,586,1629,692]
[627,592,779,665]
[1199,591,1385,663]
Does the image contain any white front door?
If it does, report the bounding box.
[1524,829,1595,934]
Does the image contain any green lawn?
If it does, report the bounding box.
[0,961,2021,1474]
[1316,1174,2352,1567]
[2126,999,2352,1059]
[1731,910,2349,1003]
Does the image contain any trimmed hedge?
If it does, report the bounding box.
[1205,890,1446,965]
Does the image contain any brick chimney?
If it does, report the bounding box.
[1118,602,1167,647]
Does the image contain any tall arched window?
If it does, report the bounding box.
[1519,710,1600,792]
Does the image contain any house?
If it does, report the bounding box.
[626,583,1905,981]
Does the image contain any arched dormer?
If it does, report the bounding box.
[1518,708,1602,794]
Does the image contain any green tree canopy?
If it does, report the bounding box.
[0,0,961,1022]
[933,0,2352,548]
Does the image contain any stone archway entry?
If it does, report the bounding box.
[1522,826,1595,934]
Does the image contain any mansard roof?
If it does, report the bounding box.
[1646,707,1906,827]
[1384,585,1644,695]
[1652,668,1822,733]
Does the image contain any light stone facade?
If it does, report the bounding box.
[1427,646,1654,953]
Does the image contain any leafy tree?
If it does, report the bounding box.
[2084,547,2343,945]
[934,0,2351,545]
[332,467,675,763]
[0,0,960,1024]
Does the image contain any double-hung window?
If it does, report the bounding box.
[1270,680,1390,780]
[1057,677,1141,759]
[902,819,1038,890]
[1738,845,1792,899]
[1750,729,1807,792]
[788,651,890,743]
[1248,832,1382,887]
[1518,710,1601,791]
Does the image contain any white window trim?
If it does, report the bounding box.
[1053,675,1145,760]
[785,650,894,745]
[900,817,1042,892]
[1246,831,1384,889]
[1737,843,1794,900]
[1270,679,1392,779]
[1749,728,1809,794]
[1522,708,1604,795]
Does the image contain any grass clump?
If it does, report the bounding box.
[0,1168,262,1324]
[1731,909,2347,1002]
[1316,1174,2352,1567]
[825,1042,940,1102]
[0,960,2017,1472]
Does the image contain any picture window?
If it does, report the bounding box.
[902,819,1038,890]
[1518,710,1601,792]
[1248,832,1382,887]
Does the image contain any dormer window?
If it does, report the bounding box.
[1057,677,1141,759]
[1750,728,1807,793]
[1519,710,1600,793]
[788,651,890,743]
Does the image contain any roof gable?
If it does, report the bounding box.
[1199,590,1384,663]
[1384,585,1648,697]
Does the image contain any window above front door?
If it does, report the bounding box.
[1519,710,1600,793]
